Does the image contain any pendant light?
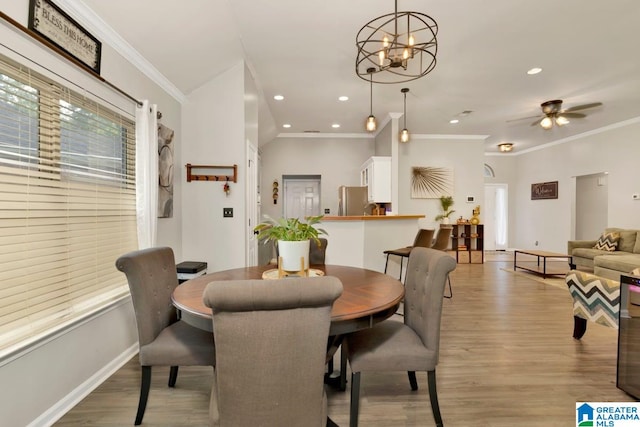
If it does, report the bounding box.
[400,88,410,142]
[365,67,377,132]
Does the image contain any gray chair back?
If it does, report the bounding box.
[430,226,452,250]
[203,276,343,427]
[116,246,179,347]
[404,247,457,363]
[310,237,328,265]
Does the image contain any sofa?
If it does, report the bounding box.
[567,227,640,281]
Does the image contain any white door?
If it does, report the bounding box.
[484,184,508,250]
[284,178,321,219]
[246,142,258,266]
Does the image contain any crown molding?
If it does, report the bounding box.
[495,115,640,156]
[55,0,186,104]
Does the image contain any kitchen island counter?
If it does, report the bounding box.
[322,215,425,221]
[320,215,429,277]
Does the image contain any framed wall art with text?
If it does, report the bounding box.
[531,181,558,200]
[28,0,102,74]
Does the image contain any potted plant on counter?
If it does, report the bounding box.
[254,215,327,272]
[434,195,455,225]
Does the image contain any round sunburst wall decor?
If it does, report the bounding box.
[411,166,453,199]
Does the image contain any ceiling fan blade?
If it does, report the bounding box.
[530,117,543,127]
[560,112,586,119]
[563,102,603,112]
[507,115,541,123]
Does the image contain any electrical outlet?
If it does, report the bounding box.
[324,208,330,214]
[535,240,539,246]
[223,207,233,218]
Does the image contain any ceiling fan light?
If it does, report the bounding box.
[498,143,514,152]
[540,116,553,129]
[555,116,570,126]
[366,115,377,132]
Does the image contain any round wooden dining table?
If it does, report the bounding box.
[171,264,405,336]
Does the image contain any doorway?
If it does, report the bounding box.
[575,172,608,239]
[484,184,508,251]
[283,175,321,219]
[246,142,259,266]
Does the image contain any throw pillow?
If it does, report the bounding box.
[594,232,620,251]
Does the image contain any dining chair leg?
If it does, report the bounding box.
[350,372,361,427]
[384,254,390,273]
[135,366,152,425]
[427,370,444,427]
[443,276,453,299]
[407,371,418,390]
[340,346,348,391]
[398,256,404,281]
[168,366,179,387]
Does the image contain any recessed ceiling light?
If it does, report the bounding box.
[338,96,349,101]
[282,124,291,128]
[449,119,459,124]
[274,95,284,101]
[527,67,542,75]
[332,123,340,128]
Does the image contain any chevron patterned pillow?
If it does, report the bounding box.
[594,231,620,251]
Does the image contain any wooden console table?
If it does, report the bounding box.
[513,249,571,279]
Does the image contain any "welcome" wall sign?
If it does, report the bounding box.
[531,181,558,200]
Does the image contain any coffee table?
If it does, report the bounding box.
[513,249,571,279]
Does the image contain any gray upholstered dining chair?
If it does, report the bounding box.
[384,228,435,280]
[345,247,456,427]
[203,276,343,427]
[310,237,329,265]
[116,247,216,425]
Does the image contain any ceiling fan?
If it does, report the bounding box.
[511,99,603,129]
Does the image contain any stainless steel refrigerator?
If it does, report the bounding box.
[338,186,368,216]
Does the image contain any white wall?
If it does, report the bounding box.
[0,6,183,425]
[181,62,248,271]
[486,119,640,253]
[259,136,375,219]
[399,136,487,229]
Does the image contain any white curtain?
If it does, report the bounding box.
[495,187,507,248]
[135,100,158,249]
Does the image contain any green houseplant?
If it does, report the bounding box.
[434,196,455,224]
[254,215,327,271]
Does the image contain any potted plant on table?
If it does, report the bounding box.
[254,215,327,271]
[434,195,455,225]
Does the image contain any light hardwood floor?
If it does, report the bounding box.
[55,260,634,426]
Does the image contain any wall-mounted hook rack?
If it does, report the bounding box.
[186,164,238,183]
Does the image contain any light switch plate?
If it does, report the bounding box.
[223,207,233,217]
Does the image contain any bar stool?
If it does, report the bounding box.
[383,228,435,281]
[431,226,454,298]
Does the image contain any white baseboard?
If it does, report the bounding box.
[28,344,139,427]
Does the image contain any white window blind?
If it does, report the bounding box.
[0,54,137,354]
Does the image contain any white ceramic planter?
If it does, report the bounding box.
[278,240,310,271]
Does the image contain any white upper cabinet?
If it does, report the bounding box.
[360,156,391,203]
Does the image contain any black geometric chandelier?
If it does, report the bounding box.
[356,0,438,84]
